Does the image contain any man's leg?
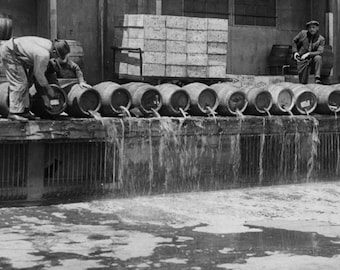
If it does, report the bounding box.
[298,61,310,84]
[314,55,322,83]
[2,48,30,121]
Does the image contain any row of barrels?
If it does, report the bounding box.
[2,81,340,119]
[0,81,340,119]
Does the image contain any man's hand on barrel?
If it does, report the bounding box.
[80,82,92,89]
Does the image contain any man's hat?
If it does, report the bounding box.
[306,20,320,27]
[53,39,70,59]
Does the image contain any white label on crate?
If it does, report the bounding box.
[301,100,310,108]
[50,99,60,106]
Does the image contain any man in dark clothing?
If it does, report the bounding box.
[292,20,325,84]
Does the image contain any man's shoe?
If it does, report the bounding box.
[7,113,29,122]
[315,77,322,84]
[22,112,40,120]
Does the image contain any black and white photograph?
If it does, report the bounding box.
[0,0,340,269]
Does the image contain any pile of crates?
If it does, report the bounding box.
[114,14,228,78]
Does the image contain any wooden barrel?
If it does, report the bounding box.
[30,84,67,118]
[93,82,132,116]
[57,40,85,79]
[282,83,317,115]
[0,82,9,116]
[0,40,7,81]
[321,45,334,77]
[62,83,101,117]
[268,84,295,115]
[243,86,273,115]
[156,83,190,117]
[0,14,12,40]
[307,84,340,114]
[210,83,248,116]
[123,82,162,116]
[182,82,219,116]
[268,45,290,66]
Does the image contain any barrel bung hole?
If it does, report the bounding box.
[170,90,189,112]
[141,90,161,111]
[80,90,100,112]
[111,89,130,110]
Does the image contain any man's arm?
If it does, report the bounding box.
[33,54,55,97]
[67,60,85,83]
[292,31,303,54]
[309,37,325,57]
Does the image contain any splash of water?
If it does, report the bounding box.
[206,106,217,123]
[258,118,266,185]
[119,106,132,118]
[88,110,102,120]
[264,108,272,117]
[287,109,294,117]
[151,108,161,118]
[179,108,189,118]
[307,117,320,182]
[293,127,300,183]
[148,120,154,195]
[235,109,245,120]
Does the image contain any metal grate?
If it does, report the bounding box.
[43,141,116,197]
[0,142,28,200]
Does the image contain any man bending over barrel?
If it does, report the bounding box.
[292,20,325,84]
[0,37,89,122]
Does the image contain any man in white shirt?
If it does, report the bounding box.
[0,37,73,121]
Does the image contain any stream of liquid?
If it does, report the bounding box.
[119,106,132,118]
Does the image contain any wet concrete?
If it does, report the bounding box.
[1,182,340,269]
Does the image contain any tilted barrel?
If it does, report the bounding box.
[267,84,295,115]
[0,14,12,40]
[30,84,67,118]
[156,83,190,117]
[62,83,101,117]
[93,82,132,116]
[182,82,219,116]
[308,84,340,114]
[281,83,317,115]
[210,83,248,116]
[242,85,273,115]
[0,82,9,117]
[123,82,162,116]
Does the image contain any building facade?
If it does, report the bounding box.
[1,0,339,83]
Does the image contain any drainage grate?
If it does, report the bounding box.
[43,141,116,197]
[0,142,28,200]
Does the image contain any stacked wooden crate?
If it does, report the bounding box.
[114,15,228,78]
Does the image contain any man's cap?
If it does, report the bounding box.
[53,39,70,59]
[306,20,320,27]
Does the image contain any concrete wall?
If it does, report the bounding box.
[228,0,312,75]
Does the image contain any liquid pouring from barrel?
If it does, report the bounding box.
[281,83,318,115]
[242,85,273,115]
[123,82,162,116]
[182,82,219,116]
[267,84,295,115]
[62,82,102,118]
[308,83,340,114]
[210,83,248,116]
[156,83,191,117]
[93,82,132,117]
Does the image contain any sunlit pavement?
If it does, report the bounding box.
[1,182,340,269]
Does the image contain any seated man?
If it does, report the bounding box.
[292,20,325,84]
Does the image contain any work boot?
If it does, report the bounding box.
[315,77,322,84]
[7,113,29,122]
